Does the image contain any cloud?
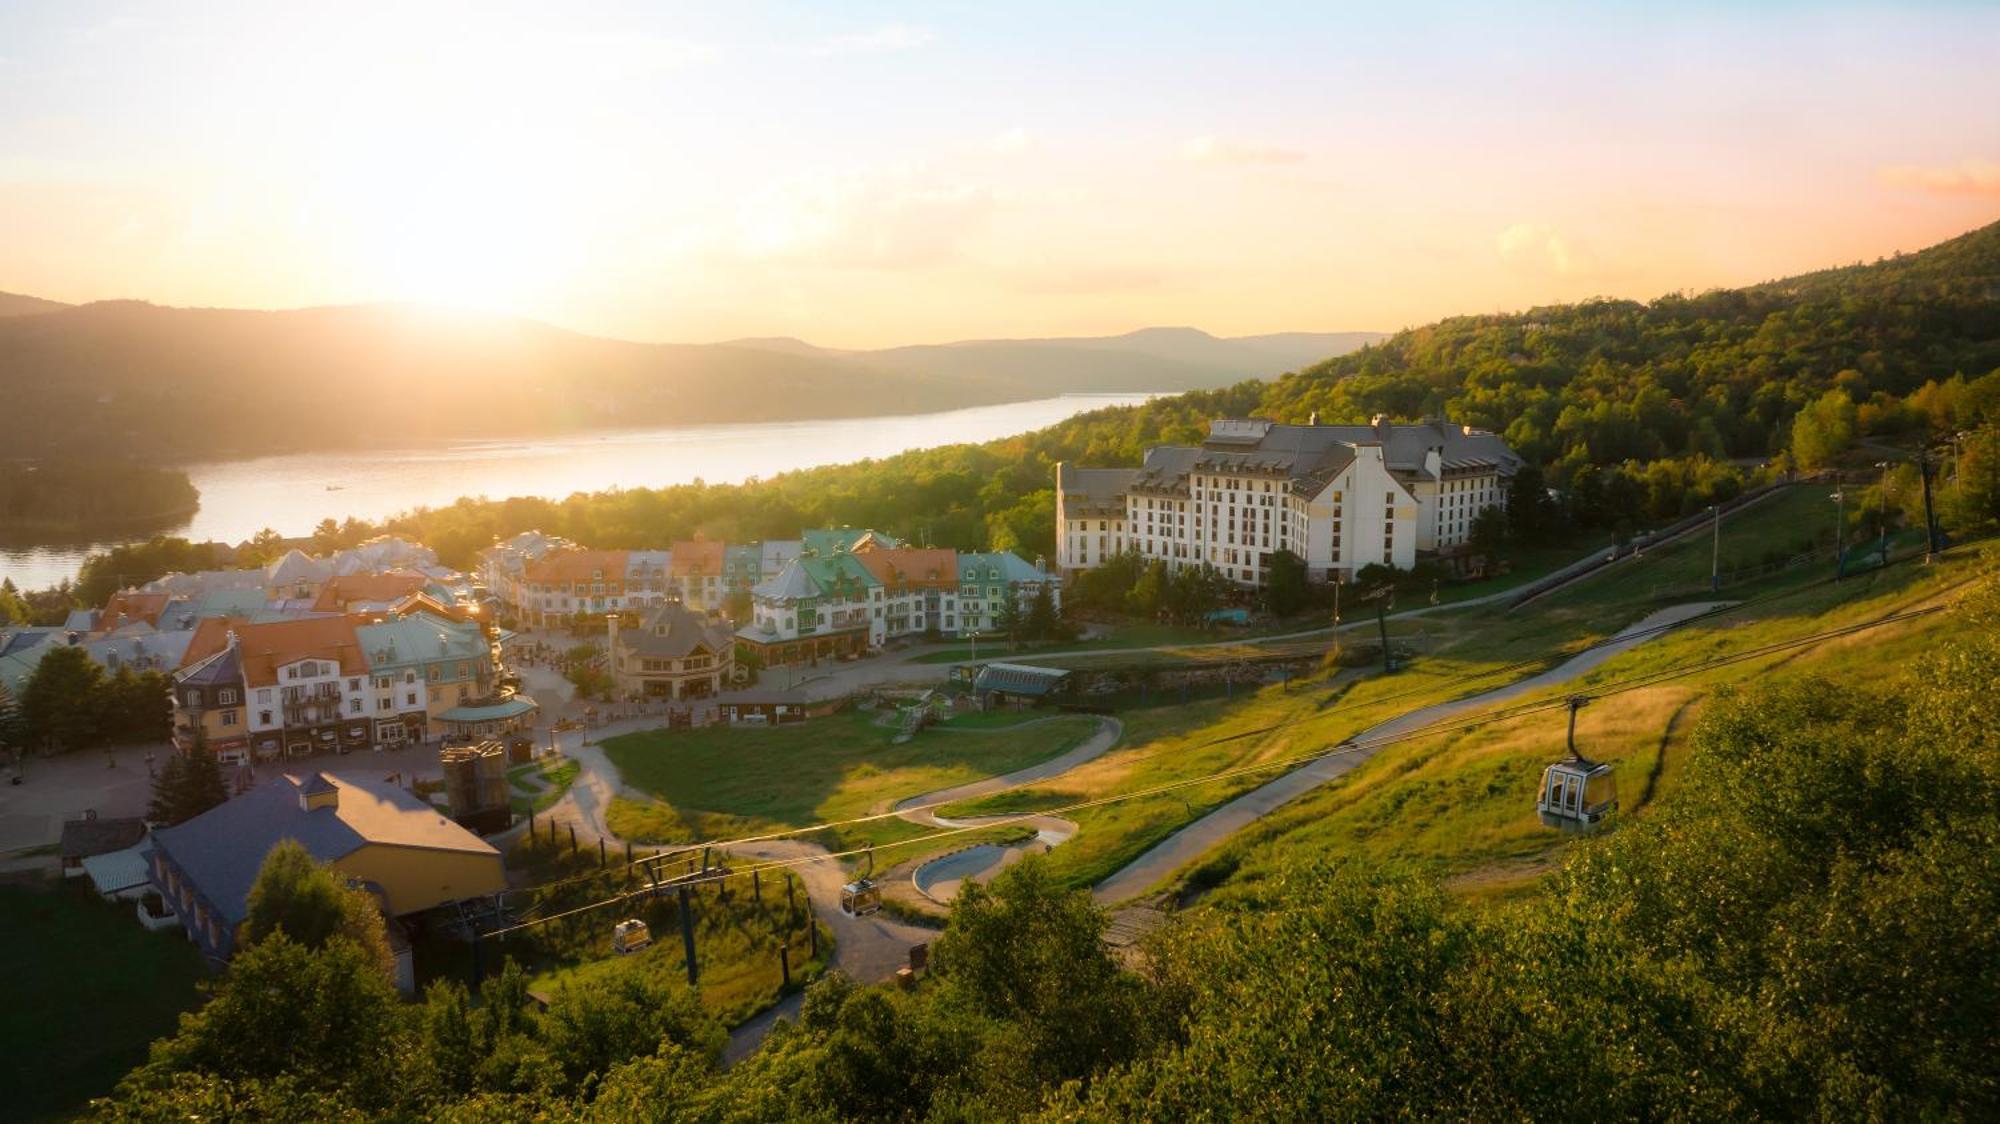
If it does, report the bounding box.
[733,167,994,270]
[990,127,1034,155]
[805,23,935,56]
[1180,135,1306,165]
[1878,159,2000,199]
[1495,222,1593,277]
[1001,263,1167,295]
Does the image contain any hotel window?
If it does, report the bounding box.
[219,709,238,726]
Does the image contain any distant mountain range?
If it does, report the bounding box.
[0,294,1381,463]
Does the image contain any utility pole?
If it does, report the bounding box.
[1364,585,1395,673]
[1708,504,1720,592]
[678,884,699,986]
[1330,577,1342,667]
[1919,445,1942,562]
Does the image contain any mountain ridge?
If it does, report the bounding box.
[0,294,1381,463]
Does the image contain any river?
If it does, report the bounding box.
[0,393,1161,589]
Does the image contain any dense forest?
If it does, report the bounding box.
[313,219,2000,570]
[93,571,2000,1119]
[0,462,197,541]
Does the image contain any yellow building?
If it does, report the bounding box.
[149,771,506,977]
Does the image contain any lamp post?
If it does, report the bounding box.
[1874,460,1893,565]
[1831,487,1846,581]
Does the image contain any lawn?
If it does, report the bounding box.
[0,883,207,1120]
[508,756,580,817]
[601,710,1101,855]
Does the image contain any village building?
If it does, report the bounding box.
[737,550,881,666]
[170,606,505,764]
[954,551,1063,635]
[668,539,728,612]
[854,546,961,637]
[607,601,737,699]
[149,771,506,987]
[1055,415,1521,587]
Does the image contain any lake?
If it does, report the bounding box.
[0,393,1162,590]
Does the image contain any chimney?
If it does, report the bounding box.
[1308,410,1320,426]
[225,628,239,650]
[1370,414,1390,442]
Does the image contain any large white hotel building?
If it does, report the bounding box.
[1055,415,1522,587]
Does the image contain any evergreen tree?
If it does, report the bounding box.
[147,743,228,827]
[1262,550,1310,616]
[1025,583,1058,642]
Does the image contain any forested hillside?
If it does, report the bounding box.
[326,220,2000,568]
[91,568,2000,1119]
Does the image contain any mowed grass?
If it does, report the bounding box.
[508,757,580,817]
[602,710,1100,853]
[0,884,207,1119]
[1191,544,1987,910]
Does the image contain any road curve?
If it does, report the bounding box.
[1090,601,1730,904]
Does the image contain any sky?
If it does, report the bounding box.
[2,1,1997,347]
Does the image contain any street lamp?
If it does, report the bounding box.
[1875,460,1893,565]
[1831,488,1846,581]
[968,629,982,663]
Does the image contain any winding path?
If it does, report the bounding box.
[1089,600,1728,902]
[893,716,1124,902]
[538,600,1719,1061]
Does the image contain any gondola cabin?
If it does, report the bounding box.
[840,878,882,917]
[1537,758,1617,831]
[612,918,653,955]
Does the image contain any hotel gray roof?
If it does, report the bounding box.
[1071,417,1519,506]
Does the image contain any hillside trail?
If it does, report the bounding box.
[1090,600,1729,903]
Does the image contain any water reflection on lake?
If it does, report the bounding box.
[0,393,1161,589]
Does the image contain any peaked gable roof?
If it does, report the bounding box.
[617,602,734,660]
[524,549,631,585]
[151,772,499,925]
[179,616,367,685]
[669,539,726,577]
[855,547,959,590]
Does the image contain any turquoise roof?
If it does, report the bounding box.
[956,551,1046,584]
[439,696,539,722]
[354,612,486,671]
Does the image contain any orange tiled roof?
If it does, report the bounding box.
[524,549,630,584]
[99,590,173,628]
[670,539,726,577]
[180,615,368,687]
[855,548,960,590]
[310,572,428,612]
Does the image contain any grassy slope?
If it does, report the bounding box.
[1197,529,1982,908]
[939,489,1983,899]
[0,884,206,1120]
[601,711,1099,853]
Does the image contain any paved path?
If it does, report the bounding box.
[894,717,1122,903]
[1090,601,1730,903]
